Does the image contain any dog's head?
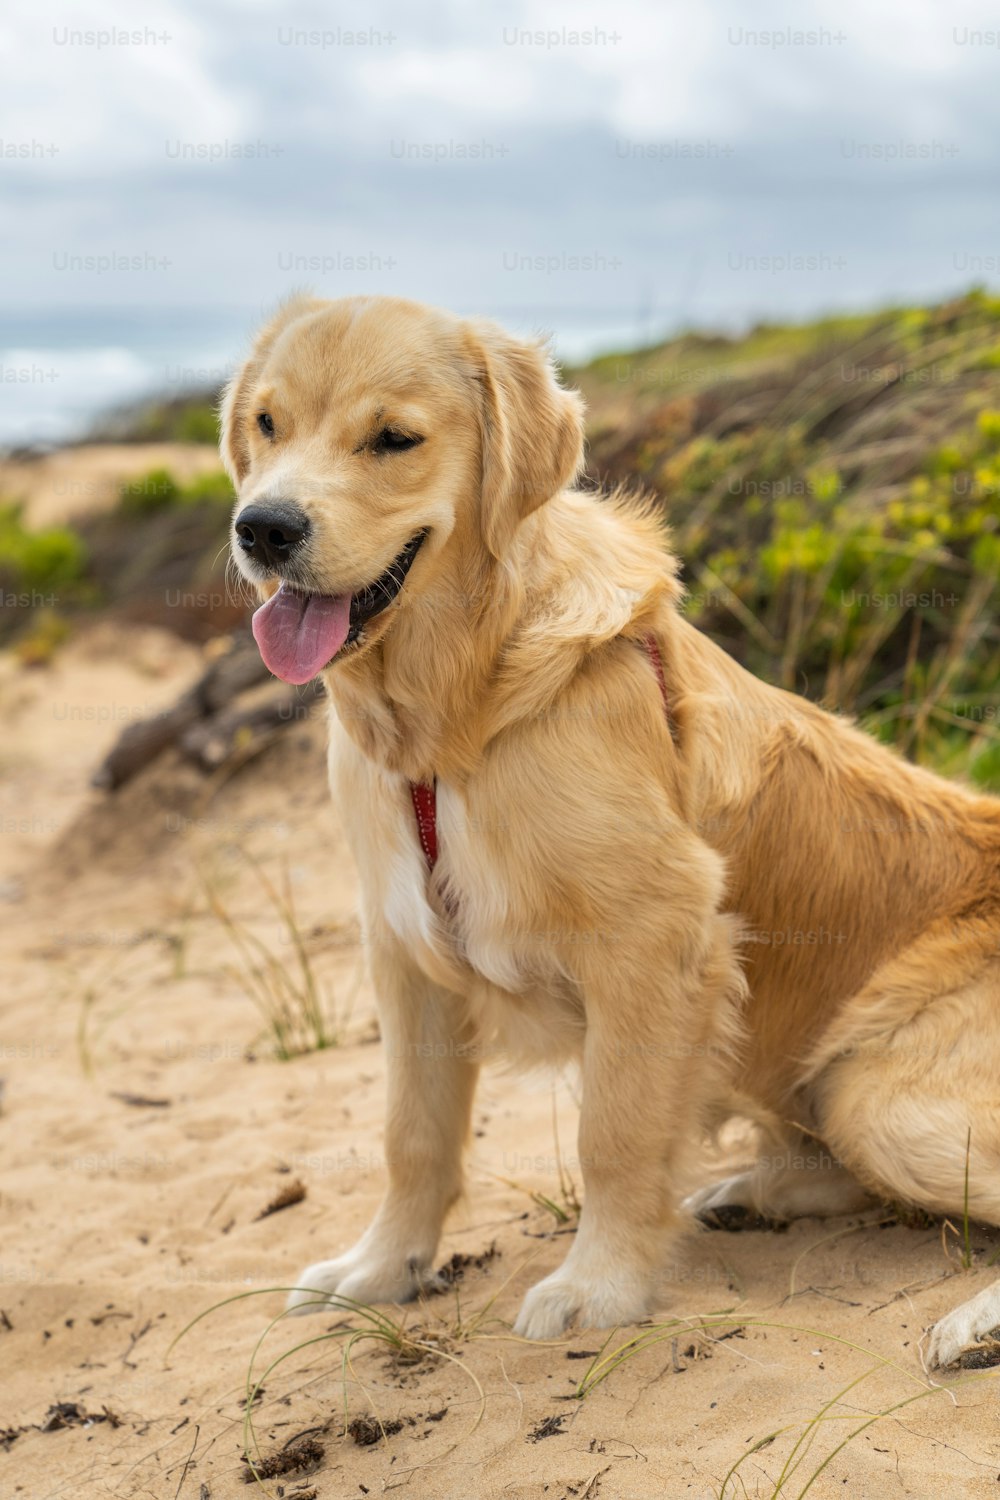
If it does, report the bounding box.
[222,295,584,684]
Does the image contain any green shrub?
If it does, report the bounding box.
[116,467,233,514]
[180,470,235,506]
[118,466,180,514]
[175,405,220,444]
[18,528,88,589]
[970,741,1000,791]
[14,609,71,666]
[0,504,88,592]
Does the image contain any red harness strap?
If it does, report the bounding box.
[409,778,439,869]
[640,631,670,709]
[409,632,670,873]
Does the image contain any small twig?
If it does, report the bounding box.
[172,1422,200,1500]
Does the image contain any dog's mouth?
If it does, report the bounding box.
[251,530,428,684]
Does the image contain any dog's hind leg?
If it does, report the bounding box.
[809,959,1000,1369]
[683,1127,875,1225]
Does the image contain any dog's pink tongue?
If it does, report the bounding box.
[251,585,352,684]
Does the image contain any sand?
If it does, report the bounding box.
[0,444,226,529]
[3,621,1000,1500]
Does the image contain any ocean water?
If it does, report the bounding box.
[0,303,669,450]
[0,306,251,449]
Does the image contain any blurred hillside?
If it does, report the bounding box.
[4,290,1000,786]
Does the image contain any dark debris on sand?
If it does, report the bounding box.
[241,1433,324,1481]
[253,1178,307,1221]
[347,1416,405,1446]
[527,1413,569,1443]
[431,1240,501,1291]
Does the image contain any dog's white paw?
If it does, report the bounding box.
[286,1250,432,1316]
[683,1173,757,1220]
[927,1280,1000,1369]
[513,1269,651,1341]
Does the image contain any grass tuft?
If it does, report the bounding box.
[200,853,354,1058]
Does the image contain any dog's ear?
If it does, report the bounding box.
[219,295,326,486]
[465,321,585,559]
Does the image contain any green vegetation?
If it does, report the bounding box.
[90,392,220,444]
[180,467,236,505]
[116,466,182,514]
[0,503,88,597]
[201,854,354,1060]
[116,465,234,515]
[13,609,71,666]
[173,403,220,444]
[5,292,1000,778]
[0,466,238,650]
[168,1284,488,1485]
[578,290,1000,781]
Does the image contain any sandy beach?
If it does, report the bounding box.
[2,456,1000,1500]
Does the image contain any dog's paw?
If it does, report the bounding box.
[927,1281,1000,1369]
[683,1173,758,1222]
[286,1251,434,1316]
[513,1270,651,1341]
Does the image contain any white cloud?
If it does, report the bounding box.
[3,0,1000,440]
[1,2,242,170]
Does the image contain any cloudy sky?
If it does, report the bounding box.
[3,0,1000,442]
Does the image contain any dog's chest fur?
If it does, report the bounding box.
[335,733,585,1066]
[408,781,586,1065]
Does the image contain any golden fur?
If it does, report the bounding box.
[224,294,1000,1363]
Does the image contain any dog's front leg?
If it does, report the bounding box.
[288,937,478,1314]
[514,912,739,1340]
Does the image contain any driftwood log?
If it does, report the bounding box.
[92,634,323,790]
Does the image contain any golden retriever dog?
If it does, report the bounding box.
[223,293,1000,1366]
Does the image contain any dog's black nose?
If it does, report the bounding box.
[234,502,310,571]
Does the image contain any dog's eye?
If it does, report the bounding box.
[257,412,275,437]
[373,427,422,454]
